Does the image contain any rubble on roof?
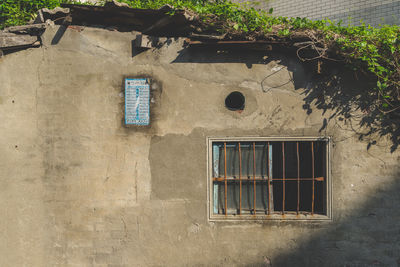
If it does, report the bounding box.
[0,0,317,56]
[58,0,197,35]
[0,0,198,54]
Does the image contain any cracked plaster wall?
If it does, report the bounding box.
[0,25,399,266]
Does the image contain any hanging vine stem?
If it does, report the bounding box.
[2,0,399,118]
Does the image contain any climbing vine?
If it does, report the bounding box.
[1,0,400,145]
[124,0,400,122]
[0,0,61,27]
[0,0,88,28]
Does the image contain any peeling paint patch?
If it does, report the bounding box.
[239,80,260,91]
[187,223,201,234]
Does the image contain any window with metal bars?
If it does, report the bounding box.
[208,137,331,220]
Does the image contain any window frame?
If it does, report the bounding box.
[207,136,332,221]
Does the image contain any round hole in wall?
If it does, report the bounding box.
[225,91,245,111]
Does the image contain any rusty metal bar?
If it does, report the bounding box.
[282,142,285,215]
[213,177,324,181]
[224,142,227,216]
[187,39,288,45]
[233,210,317,215]
[311,141,315,215]
[297,142,300,215]
[253,142,256,215]
[275,178,323,181]
[239,209,314,213]
[267,142,270,215]
[239,142,242,215]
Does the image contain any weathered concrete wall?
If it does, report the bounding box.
[0,25,399,266]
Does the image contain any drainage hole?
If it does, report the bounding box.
[225,91,245,111]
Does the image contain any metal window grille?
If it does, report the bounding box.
[209,138,330,220]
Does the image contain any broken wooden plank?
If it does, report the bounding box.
[4,23,46,34]
[189,33,226,40]
[187,39,286,45]
[33,7,71,24]
[0,32,39,49]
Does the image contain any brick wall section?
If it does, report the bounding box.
[238,0,400,26]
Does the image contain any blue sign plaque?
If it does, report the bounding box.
[125,78,150,125]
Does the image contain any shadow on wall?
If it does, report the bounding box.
[267,168,400,267]
[172,46,400,152]
[301,66,400,153]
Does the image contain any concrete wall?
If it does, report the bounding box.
[0,25,399,266]
[252,0,400,26]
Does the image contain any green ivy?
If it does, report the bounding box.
[0,0,90,28]
[1,0,399,115]
[0,0,61,27]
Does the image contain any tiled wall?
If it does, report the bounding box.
[264,0,400,26]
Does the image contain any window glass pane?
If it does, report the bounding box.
[284,180,298,211]
[240,142,252,178]
[314,141,326,214]
[299,180,312,212]
[283,142,299,211]
[217,181,270,215]
[226,143,239,178]
[284,142,298,178]
[254,142,267,177]
[299,141,312,178]
[216,181,224,213]
[272,142,283,179]
[227,182,239,213]
[212,142,223,178]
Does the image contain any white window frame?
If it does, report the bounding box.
[207,136,332,221]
